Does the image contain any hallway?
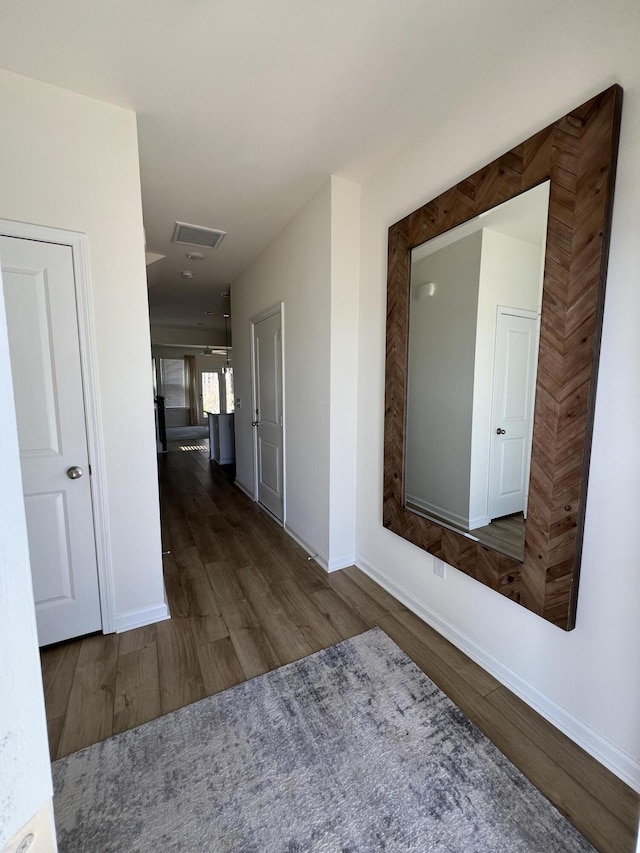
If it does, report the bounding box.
[40,442,638,852]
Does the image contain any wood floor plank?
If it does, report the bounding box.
[40,640,80,719]
[117,624,157,657]
[328,570,389,626]
[218,599,261,630]
[164,506,196,551]
[197,636,245,695]
[486,686,640,833]
[113,644,161,735]
[207,513,254,568]
[47,716,64,762]
[161,551,179,576]
[276,551,330,595]
[189,613,229,646]
[176,546,222,617]
[229,626,281,680]
[391,607,501,696]
[233,514,276,562]
[184,511,224,563]
[204,559,245,605]
[235,565,314,664]
[155,618,205,715]
[271,577,343,653]
[164,571,189,619]
[193,482,219,513]
[56,633,118,757]
[342,566,407,613]
[310,587,368,640]
[250,549,294,585]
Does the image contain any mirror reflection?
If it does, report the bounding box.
[404,182,550,561]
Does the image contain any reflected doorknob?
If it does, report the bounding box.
[66,466,84,479]
[495,428,506,435]
[251,421,260,427]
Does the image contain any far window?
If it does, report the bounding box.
[159,358,186,408]
[201,371,220,417]
[224,371,235,413]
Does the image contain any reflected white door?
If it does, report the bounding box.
[252,309,284,521]
[488,308,539,520]
[1,235,101,645]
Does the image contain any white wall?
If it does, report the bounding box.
[232,176,360,570]
[0,269,56,849]
[0,69,166,631]
[329,177,360,568]
[356,0,640,790]
[150,325,226,347]
[233,179,333,560]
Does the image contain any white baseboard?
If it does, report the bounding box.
[327,553,356,571]
[283,523,330,572]
[113,601,170,634]
[283,524,354,573]
[234,478,254,500]
[356,554,640,794]
[468,514,490,530]
[1,798,57,853]
[405,494,468,530]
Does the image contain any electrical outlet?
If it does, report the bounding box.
[433,557,446,578]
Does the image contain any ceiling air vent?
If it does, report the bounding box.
[172,221,226,250]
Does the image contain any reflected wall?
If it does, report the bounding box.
[405,184,549,559]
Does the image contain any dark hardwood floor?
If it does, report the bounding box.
[40,440,639,852]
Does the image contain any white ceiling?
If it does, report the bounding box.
[0,0,560,340]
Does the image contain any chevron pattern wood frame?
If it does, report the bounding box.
[384,86,622,631]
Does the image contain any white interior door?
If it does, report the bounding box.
[252,309,284,521]
[1,235,102,646]
[488,307,539,521]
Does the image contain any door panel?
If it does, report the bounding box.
[488,309,539,520]
[258,438,281,495]
[1,235,102,645]
[253,311,283,520]
[6,264,62,454]
[25,492,74,602]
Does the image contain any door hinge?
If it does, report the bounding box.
[88,464,92,476]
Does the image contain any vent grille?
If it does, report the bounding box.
[172,222,226,249]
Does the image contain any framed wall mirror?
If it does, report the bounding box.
[384,86,622,630]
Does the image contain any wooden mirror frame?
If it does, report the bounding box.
[383,86,622,631]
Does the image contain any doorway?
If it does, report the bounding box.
[251,305,284,522]
[488,306,539,521]
[0,221,111,644]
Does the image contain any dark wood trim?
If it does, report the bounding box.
[383,86,623,630]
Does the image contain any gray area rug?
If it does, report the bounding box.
[165,425,209,441]
[52,628,593,852]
